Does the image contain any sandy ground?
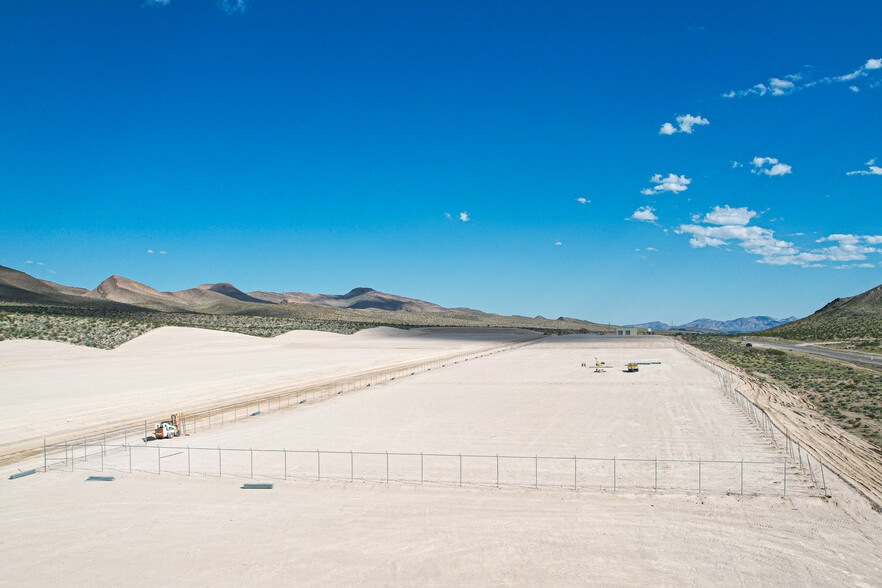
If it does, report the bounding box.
[68,340,817,496]
[3,474,882,587]
[0,326,533,459]
[2,334,882,585]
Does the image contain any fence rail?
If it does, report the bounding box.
[674,341,830,496]
[43,441,822,498]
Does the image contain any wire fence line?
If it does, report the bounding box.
[45,441,821,498]
[674,341,830,497]
[39,338,538,470]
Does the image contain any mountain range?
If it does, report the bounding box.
[629,316,798,334]
[0,265,615,333]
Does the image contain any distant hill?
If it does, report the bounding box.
[0,266,147,312]
[682,316,797,333]
[628,316,797,334]
[0,265,626,334]
[762,283,882,340]
[248,287,454,313]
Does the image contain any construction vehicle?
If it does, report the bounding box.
[626,363,639,372]
[154,412,185,439]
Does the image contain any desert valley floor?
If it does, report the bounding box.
[2,328,881,586]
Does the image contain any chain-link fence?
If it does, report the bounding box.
[45,440,821,497]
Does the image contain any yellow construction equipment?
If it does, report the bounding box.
[626,363,639,372]
[154,412,186,439]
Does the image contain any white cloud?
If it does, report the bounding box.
[147,249,155,254]
[750,156,792,176]
[630,206,658,222]
[703,205,757,226]
[850,85,860,93]
[847,158,882,176]
[659,114,709,135]
[576,197,590,204]
[731,161,743,168]
[554,241,562,246]
[646,247,658,252]
[444,212,452,220]
[36,262,45,266]
[723,58,882,97]
[769,77,795,89]
[766,163,792,176]
[159,251,167,255]
[642,173,691,194]
[835,69,864,82]
[458,212,470,222]
[677,213,882,266]
[25,260,33,264]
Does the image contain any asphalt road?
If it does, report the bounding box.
[747,340,882,368]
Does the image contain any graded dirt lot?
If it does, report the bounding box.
[0,326,533,460]
[2,333,882,586]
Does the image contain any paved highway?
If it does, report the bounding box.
[747,340,882,368]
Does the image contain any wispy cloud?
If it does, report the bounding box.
[218,0,249,14]
[846,158,882,176]
[575,197,590,204]
[677,206,882,267]
[147,249,155,254]
[751,156,792,176]
[659,114,709,135]
[834,263,875,270]
[722,57,882,98]
[146,0,249,14]
[630,206,658,222]
[641,173,691,195]
[731,161,743,168]
[554,240,562,246]
[458,212,470,222]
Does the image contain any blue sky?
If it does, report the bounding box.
[0,1,880,324]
